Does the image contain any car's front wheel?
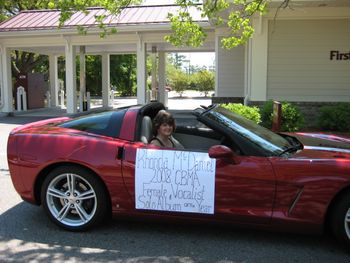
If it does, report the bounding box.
[330,193,350,247]
[41,165,108,231]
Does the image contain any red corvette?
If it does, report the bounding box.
[7,102,350,247]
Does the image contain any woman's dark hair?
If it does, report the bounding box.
[152,110,175,135]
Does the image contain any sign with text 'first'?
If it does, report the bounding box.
[135,148,216,214]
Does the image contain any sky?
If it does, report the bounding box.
[177,52,215,69]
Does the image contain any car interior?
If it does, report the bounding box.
[137,102,237,153]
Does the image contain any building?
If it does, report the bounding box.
[0,1,349,122]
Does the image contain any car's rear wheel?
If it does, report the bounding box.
[41,165,108,231]
[330,193,350,247]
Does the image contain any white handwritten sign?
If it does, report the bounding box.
[135,149,216,214]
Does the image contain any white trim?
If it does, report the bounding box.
[214,33,220,97]
[79,46,86,111]
[249,17,268,101]
[65,42,77,114]
[49,55,59,107]
[0,22,212,38]
[0,47,12,112]
[244,40,251,105]
[101,53,110,108]
[158,51,167,107]
[137,37,147,105]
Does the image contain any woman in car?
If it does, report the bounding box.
[150,110,184,149]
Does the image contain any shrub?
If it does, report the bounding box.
[221,103,261,124]
[260,100,304,132]
[318,103,350,131]
[194,70,215,97]
[169,70,189,97]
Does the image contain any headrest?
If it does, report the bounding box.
[140,116,153,144]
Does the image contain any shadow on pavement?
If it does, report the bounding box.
[0,202,349,263]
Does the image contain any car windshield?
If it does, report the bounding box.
[205,106,291,155]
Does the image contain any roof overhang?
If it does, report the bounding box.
[0,5,214,54]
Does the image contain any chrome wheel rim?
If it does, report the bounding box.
[46,173,97,227]
[345,208,350,239]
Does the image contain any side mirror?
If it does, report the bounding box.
[208,145,240,164]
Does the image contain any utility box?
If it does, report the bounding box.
[14,73,46,109]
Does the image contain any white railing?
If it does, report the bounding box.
[46,91,51,108]
[109,90,114,107]
[16,86,27,111]
[59,89,65,108]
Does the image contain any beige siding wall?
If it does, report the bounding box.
[267,19,350,102]
[217,39,245,97]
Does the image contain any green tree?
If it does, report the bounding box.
[85,55,102,96]
[168,69,189,97]
[110,55,137,96]
[0,1,55,78]
[168,53,187,69]
[194,70,214,97]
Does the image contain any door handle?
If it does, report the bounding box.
[116,146,124,160]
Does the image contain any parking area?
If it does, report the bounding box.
[2,92,212,118]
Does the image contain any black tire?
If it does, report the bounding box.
[330,193,350,247]
[41,165,108,231]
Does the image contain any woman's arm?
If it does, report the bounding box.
[149,138,163,147]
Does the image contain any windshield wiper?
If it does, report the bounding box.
[279,145,302,156]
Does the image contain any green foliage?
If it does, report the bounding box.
[261,101,304,132]
[85,55,101,96]
[81,54,137,96]
[168,53,187,69]
[193,70,214,97]
[318,103,350,131]
[0,0,53,22]
[110,54,137,96]
[169,0,268,49]
[165,10,207,48]
[1,1,56,77]
[221,103,261,124]
[168,70,190,97]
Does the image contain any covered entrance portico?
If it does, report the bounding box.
[0,6,215,115]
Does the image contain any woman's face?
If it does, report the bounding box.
[158,123,173,137]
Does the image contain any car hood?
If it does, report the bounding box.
[289,132,350,159]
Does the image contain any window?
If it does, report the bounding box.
[58,110,126,138]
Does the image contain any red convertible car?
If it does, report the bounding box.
[7,102,350,247]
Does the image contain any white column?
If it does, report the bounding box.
[249,16,268,101]
[214,34,220,97]
[65,41,77,114]
[158,51,167,106]
[151,47,157,101]
[101,53,110,108]
[79,46,86,111]
[1,47,13,113]
[49,54,59,107]
[137,38,147,104]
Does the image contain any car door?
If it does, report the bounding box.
[213,153,276,224]
[121,141,275,224]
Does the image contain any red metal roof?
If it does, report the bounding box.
[0,5,208,32]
